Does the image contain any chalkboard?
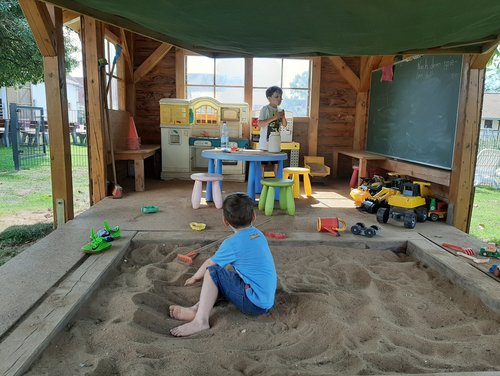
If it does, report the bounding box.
[366,55,463,170]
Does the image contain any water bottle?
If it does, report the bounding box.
[220,121,229,149]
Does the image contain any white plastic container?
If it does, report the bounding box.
[268,132,281,152]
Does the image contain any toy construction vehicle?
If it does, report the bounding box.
[350,175,385,207]
[427,198,448,221]
[376,181,433,229]
[359,175,410,213]
[360,186,400,213]
[479,243,500,259]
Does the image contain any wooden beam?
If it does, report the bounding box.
[243,57,253,139]
[378,55,395,68]
[175,48,185,98]
[104,27,120,44]
[42,5,74,225]
[62,9,79,24]
[470,50,496,69]
[124,31,136,115]
[18,0,56,57]
[120,29,134,79]
[448,55,484,231]
[244,57,253,112]
[134,43,173,83]
[327,56,360,92]
[352,92,368,151]
[308,57,321,156]
[82,16,107,204]
[359,56,382,92]
[470,39,499,69]
[351,55,382,150]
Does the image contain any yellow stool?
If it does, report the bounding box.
[258,178,295,216]
[283,167,312,198]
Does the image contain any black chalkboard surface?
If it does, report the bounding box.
[366,55,463,170]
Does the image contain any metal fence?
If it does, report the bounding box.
[475,129,500,189]
[7,103,88,170]
[478,129,500,151]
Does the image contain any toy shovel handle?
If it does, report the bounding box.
[442,243,466,252]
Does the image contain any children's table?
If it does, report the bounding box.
[201,149,287,202]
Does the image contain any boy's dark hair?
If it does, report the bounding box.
[222,193,254,228]
[266,86,283,98]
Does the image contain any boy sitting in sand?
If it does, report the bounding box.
[170,193,277,337]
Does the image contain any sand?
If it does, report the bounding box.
[27,243,500,375]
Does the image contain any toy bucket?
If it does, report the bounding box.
[317,217,347,236]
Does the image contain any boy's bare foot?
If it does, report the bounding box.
[169,304,197,321]
[170,320,209,337]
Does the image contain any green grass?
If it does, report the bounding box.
[469,187,500,244]
[0,145,90,265]
[0,145,90,218]
[0,223,54,266]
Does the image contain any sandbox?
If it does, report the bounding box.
[24,240,500,375]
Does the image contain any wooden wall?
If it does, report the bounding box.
[132,34,362,171]
[316,57,359,168]
[134,36,176,145]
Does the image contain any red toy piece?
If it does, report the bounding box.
[265,231,287,239]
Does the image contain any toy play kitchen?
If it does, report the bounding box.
[160,97,249,181]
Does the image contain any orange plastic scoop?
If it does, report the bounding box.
[176,251,199,265]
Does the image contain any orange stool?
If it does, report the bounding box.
[190,173,223,209]
[283,167,312,198]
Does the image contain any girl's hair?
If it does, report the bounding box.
[222,193,254,228]
[266,86,283,98]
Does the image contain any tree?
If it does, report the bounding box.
[0,0,78,87]
[290,71,309,99]
[485,46,500,93]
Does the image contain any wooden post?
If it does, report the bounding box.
[353,56,381,151]
[352,92,368,151]
[44,6,74,224]
[175,48,185,98]
[243,57,253,139]
[448,56,485,231]
[308,57,321,156]
[19,0,74,226]
[82,16,107,204]
[121,29,136,115]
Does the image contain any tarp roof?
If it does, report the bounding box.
[49,0,500,57]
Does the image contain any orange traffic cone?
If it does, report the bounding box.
[127,116,140,150]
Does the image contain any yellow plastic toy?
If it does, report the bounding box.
[350,175,386,207]
[189,222,206,231]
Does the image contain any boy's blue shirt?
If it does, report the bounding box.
[211,226,277,309]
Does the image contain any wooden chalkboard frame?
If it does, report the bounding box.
[366,55,463,170]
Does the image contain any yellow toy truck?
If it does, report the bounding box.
[376,181,433,229]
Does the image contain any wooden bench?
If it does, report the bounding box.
[333,149,388,186]
[333,149,451,187]
[114,144,161,191]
